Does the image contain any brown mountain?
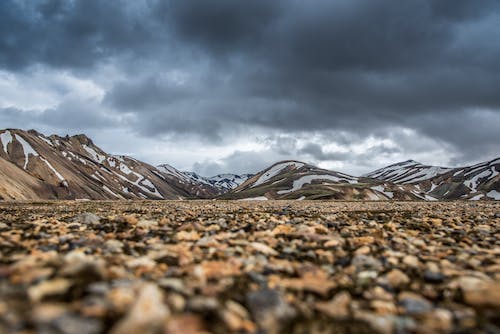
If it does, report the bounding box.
[0,129,219,200]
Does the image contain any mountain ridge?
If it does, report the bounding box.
[0,128,498,200]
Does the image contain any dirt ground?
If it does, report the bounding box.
[0,200,499,333]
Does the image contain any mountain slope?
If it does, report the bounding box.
[366,158,500,200]
[223,160,422,200]
[364,160,452,184]
[0,129,215,200]
[157,164,252,193]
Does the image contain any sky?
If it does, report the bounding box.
[1,0,499,176]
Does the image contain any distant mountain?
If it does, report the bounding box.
[157,164,253,193]
[0,129,216,200]
[222,160,422,200]
[365,158,500,200]
[0,128,498,201]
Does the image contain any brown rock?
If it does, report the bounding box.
[110,283,169,334]
[384,269,410,288]
[315,291,352,319]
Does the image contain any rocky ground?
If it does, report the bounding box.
[0,200,499,334]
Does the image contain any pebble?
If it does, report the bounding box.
[110,283,169,334]
[0,200,498,334]
[28,278,73,302]
[398,292,433,314]
[315,291,352,319]
[73,212,101,225]
[383,269,410,288]
[246,289,295,334]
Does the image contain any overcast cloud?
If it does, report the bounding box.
[1,0,499,176]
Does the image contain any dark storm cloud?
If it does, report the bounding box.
[1,0,499,168]
[0,0,158,69]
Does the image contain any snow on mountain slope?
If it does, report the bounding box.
[224,160,420,201]
[366,158,500,200]
[158,164,253,193]
[252,161,304,187]
[0,130,13,154]
[364,160,452,184]
[0,129,212,200]
[206,173,254,191]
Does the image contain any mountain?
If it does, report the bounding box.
[364,160,453,184]
[157,164,252,194]
[222,160,423,200]
[1,128,498,201]
[0,129,217,200]
[365,158,500,200]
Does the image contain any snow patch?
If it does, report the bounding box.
[277,174,351,194]
[470,194,484,201]
[252,161,304,187]
[15,134,39,169]
[486,190,500,200]
[40,157,64,181]
[0,130,13,154]
[424,195,437,201]
[38,136,53,146]
[82,144,105,163]
[238,196,268,201]
[463,170,491,191]
[370,185,394,199]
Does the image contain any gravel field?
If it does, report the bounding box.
[0,200,499,334]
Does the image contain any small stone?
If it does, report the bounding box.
[164,314,207,334]
[354,311,394,334]
[246,289,295,334]
[424,270,445,284]
[352,236,375,247]
[137,219,157,228]
[220,300,255,332]
[355,245,371,255]
[324,238,344,247]
[249,242,278,256]
[166,293,186,313]
[315,291,351,319]
[73,212,101,225]
[420,308,453,332]
[352,255,382,272]
[110,283,169,334]
[194,259,241,280]
[28,278,73,302]
[384,269,410,288]
[370,300,397,315]
[119,215,138,225]
[158,278,185,293]
[187,296,219,311]
[105,239,124,253]
[176,230,200,241]
[462,281,500,308]
[363,286,394,301]
[126,257,156,270]
[398,292,433,314]
[402,255,420,268]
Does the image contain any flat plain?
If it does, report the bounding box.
[0,200,499,334]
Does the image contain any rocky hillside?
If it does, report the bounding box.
[223,161,423,201]
[366,158,500,200]
[0,129,219,200]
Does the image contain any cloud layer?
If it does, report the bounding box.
[1,0,499,175]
